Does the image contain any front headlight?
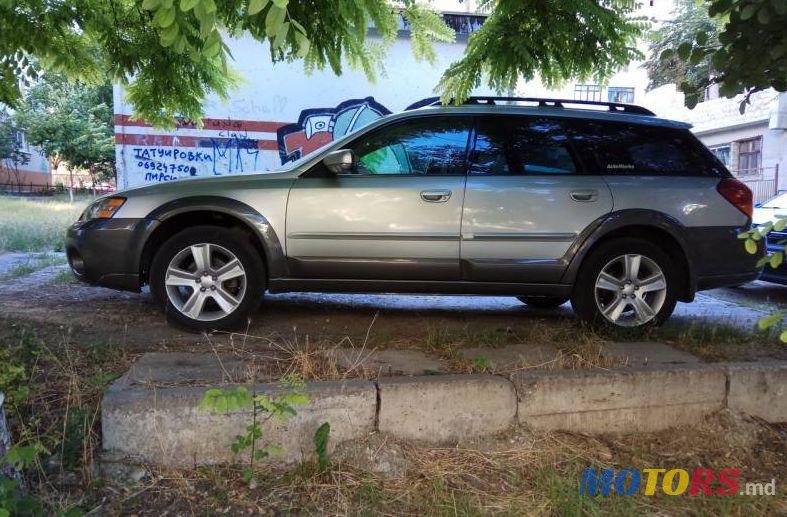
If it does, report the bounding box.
[82,197,126,220]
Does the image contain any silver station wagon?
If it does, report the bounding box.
[66,97,762,330]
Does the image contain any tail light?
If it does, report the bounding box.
[716,178,753,218]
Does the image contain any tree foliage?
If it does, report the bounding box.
[14,75,115,183]
[1,0,645,126]
[0,109,28,172]
[644,0,721,92]
[436,0,646,103]
[651,0,787,110]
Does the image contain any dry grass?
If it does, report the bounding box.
[86,412,785,516]
[0,195,90,252]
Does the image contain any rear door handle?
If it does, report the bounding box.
[570,189,599,202]
[420,190,452,203]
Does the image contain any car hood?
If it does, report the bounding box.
[753,205,787,226]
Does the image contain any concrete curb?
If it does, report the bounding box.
[101,356,787,468]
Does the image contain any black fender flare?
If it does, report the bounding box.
[560,209,696,300]
[143,196,287,278]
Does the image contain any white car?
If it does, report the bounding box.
[753,191,787,226]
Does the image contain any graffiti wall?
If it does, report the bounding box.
[114,12,490,188]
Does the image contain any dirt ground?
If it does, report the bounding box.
[0,264,786,367]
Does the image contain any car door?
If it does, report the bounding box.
[461,115,613,283]
[286,115,472,280]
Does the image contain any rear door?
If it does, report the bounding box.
[286,115,472,280]
[461,115,613,282]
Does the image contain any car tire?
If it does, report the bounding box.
[149,225,265,331]
[571,237,678,329]
[516,296,568,309]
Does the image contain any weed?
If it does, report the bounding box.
[313,422,330,471]
[0,196,90,252]
[199,374,310,485]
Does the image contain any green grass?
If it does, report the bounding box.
[0,253,67,281]
[0,195,91,252]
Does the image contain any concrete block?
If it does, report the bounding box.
[102,379,376,467]
[512,366,726,434]
[726,362,787,423]
[377,375,516,442]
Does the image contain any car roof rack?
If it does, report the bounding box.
[405,96,656,116]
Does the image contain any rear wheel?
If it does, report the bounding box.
[571,238,677,328]
[516,296,568,309]
[149,225,265,331]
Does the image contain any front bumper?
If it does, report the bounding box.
[66,217,158,292]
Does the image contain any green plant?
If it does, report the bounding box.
[313,422,330,471]
[471,355,490,372]
[740,216,787,341]
[199,374,310,485]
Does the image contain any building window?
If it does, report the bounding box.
[710,145,731,167]
[737,137,762,174]
[607,87,635,104]
[574,84,601,102]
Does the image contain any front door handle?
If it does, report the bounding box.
[420,190,452,203]
[570,189,599,202]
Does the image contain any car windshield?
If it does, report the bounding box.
[761,192,787,208]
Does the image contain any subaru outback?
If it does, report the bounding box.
[66,97,762,331]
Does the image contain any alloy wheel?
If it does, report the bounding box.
[593,253,667,327]
[164,243,247,322]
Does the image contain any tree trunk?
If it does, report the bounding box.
[68,167,74,203]
[0,392,21,482]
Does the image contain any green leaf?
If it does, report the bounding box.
[160,22,180,46]
[774,218,787,231]
[141,0,161,10]
[271,0,288,7]
[314,422,331,470]
[756,255,771,268]
[745,239,758,254]
[203,0,216,14]
[247,0,269,16]
[677,42,692,60]
[265,4,286,38]
[757,5,770,24]
[153,7,176,28]
[740,4,758,20]
[757,312,782,330]
[180,0,199,11]
[696,32,708,46]
[770,252,783,269]
[780,329,787,343]
[295,31,310,57]
[272,21,289,49]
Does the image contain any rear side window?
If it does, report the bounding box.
[565,119,727,177]
[471,116,578,175]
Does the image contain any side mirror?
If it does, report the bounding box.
[323,149,357,174]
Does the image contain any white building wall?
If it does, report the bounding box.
[114,18,491,188]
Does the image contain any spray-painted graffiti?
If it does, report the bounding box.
[208,130,260,175]
[276,97,391,164]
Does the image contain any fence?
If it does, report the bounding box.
[0,182,115,197]
[736,165,780,204]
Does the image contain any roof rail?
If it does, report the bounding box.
[405,96,656,116]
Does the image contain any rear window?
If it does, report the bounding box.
[564,119,728,177]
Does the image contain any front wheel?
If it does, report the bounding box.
[149,225,265,331]
[571,238,677,329]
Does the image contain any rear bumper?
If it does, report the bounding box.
[687,225,764,293]
[65,217,157,291]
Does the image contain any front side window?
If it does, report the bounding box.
[349,117,471,176]
[566,120,726,177]
[471,117,578,176]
